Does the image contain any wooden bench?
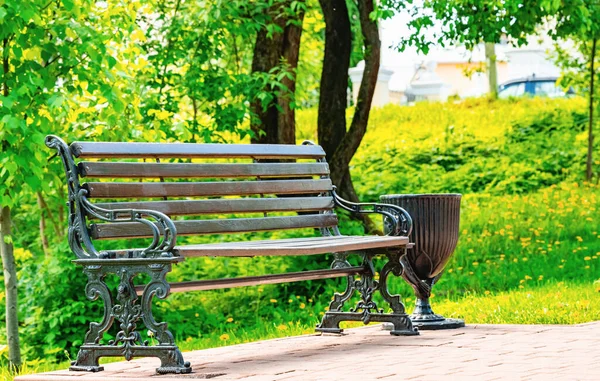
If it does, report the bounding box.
[45,135,418,375]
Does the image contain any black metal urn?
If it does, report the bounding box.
[380,194,464,330]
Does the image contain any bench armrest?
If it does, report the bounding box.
[80,196,177,258]
[331,187,413,237]
[46,135,177,259]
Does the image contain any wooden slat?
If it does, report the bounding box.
[134,266,365,294]
[178,235,409,257]
[79,162,330,178]
[70,142,326,159]
[90,214,338,240]
[83,179,332,198]
[92,197,334,217]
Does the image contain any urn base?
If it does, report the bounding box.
[411,316,465,330]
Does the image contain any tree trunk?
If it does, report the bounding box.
[485,42,498,99]
[250,23,285,145]
[277,10,305,145]
[250,2,304,145]
[2,37,22,369]
[317,0,352,158]
[1,205,22,368]
[36,192,49,256]
[318,0,380,234]
[587,39,597,181]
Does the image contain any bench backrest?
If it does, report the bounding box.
[47,136,339,258]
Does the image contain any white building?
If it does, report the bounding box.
[349,16,562,105]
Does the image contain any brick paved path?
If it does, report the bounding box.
[17,322,600,381]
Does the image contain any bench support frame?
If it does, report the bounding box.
[316,248,418,336]
[69,258,191,374]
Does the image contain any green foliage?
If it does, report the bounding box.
[343,98,591,198]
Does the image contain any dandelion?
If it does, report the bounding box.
[220,334,230,341]
[195,313,199,318]
[277,324,287,331]
[468,249,474,254]
[299,303,306,309]
[226,317,234,323]
[484,290,491,295]
[584,256,592,261]
[186,337,193,343]
[288,299,293,303]
[270,299,277,303]
[576,236,583,242]
[472,261,479,266]
[538,275,544,281]
[524,275,532,280]
[522,257,528,262]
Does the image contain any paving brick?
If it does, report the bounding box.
[14,321,600,381]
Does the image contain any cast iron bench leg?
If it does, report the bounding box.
[69,258,192,374]
[316,248,419,336]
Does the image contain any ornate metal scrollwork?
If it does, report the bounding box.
[348,259,382,324]
[379,250,407,315]
[331,187,413,236]
[46,135,100,259]
[82,266,114,344]
[317,250,418,336]
[70,258,191,374]
[140,263,176,345]
[110,268,143,360]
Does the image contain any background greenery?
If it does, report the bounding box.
[1,97,598,377]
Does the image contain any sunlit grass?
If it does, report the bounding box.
[432,281,600,325]
[436,181,599,295]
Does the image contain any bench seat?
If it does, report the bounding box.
[175,235,410,257]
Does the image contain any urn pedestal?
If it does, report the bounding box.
[380,194,464,330]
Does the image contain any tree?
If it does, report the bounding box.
[391,1,545,97]
[549,2,600,181]
[317,0,380,233]
[485,42,498,99]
